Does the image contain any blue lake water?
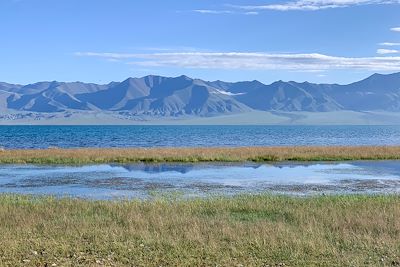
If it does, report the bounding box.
[1,125,400,148]
[0,161,399,199]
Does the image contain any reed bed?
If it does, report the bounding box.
[0,146,400,164]
[0,194,399,266]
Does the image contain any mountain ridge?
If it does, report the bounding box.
[1,72,400,116]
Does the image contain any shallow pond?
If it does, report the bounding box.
[0,161,399,199]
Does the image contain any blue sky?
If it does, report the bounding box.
[1,0,400,85]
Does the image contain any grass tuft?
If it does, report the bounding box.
[0,194,399,266]
[1,146,400,164]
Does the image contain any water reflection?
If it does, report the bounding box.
[0,161,399,199]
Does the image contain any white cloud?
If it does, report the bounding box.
[391,27,400,32]
[230,0,400,11]
[193,9,234,14]
[192,9,259,15]
[245,11,260,15]
[379,42,400,46]
[377,48,399,54]
[76,51,400,71]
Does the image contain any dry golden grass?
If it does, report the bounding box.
[1,146,400,164]
[0,194,399,266]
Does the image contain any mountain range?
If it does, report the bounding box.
[1,72,400,116]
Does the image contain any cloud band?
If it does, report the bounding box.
[76,51,400,71]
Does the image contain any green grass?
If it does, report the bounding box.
[0,194,399,266]
[1,146,400,164]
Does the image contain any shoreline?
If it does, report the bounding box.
[1,146,400,164]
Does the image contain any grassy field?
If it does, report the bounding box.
[0,194,399,266]
[1,146,400,164]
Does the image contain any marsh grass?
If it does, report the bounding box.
[0,194,399,266]
[1,146,400,164]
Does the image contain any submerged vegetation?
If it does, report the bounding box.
[0,194,399,266]
[0,146,400,164]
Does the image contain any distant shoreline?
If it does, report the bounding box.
[2,110,400,125]
[1,146,400,164]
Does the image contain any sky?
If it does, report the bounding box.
[1,0,400,85]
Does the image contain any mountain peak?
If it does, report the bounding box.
[177,74,192,81]
[366,72,400,80]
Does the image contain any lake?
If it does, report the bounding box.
[1,161,399,199]
[1,125,400,148]
[2,125,400,199]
